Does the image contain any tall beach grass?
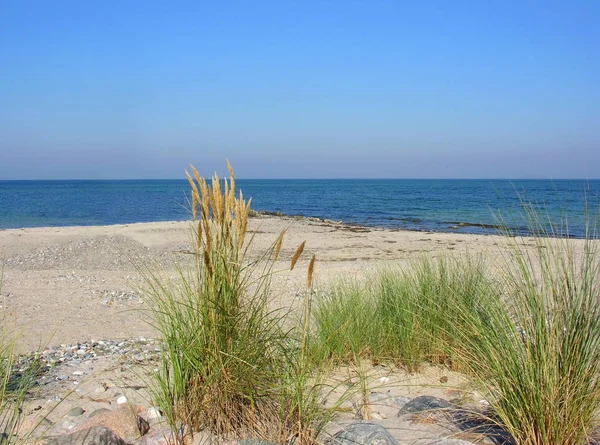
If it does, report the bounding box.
[311,198,600,444]
[141,162,336,444]
[450,203,600,444]
[311,255,494,372]
[142,162,600,444]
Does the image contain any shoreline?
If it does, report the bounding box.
[0,210,507,237]
[1,208,584,239]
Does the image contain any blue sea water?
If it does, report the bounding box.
[0,179,599,237]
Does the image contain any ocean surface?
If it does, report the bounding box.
[1,179,599,237]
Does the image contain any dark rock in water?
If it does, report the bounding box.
[398,396,452,415]
[42,426,127,445]
[328,422,398,445]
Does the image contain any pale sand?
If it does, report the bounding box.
[0,215,511,353]
[1,217,577,442]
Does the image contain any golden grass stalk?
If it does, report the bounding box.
[307,254,316,289]
[273,230,285,262]
[290,241,306,271]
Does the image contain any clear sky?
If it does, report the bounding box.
[0,1,598,179]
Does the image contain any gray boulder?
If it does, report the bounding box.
[43,426,127,445]
[328,422,398,445]
[398,396,452,415]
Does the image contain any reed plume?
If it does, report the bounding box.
[146,161,321,443]
[291,241,306,271]
[307,254,316,289]
[273,230,285,262]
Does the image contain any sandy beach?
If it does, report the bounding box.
[1,215,508,353]
[2,216,596,444]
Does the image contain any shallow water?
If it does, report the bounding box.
[1,179,598,237]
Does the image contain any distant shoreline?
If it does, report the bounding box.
[0,209,577,238]
[0,210,506,237]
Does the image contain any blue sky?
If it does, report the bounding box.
[0,1,598,179]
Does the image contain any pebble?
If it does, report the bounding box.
[116,395,128,405]
[67,407,85,417]
[146,407,162,420]
[15,337,162,389]
[61,420,78,430]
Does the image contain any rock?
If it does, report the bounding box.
[68,407,86,417]
[131,426,174,445]
[116,395,128,405]
[137,416,150,436]
[89,409,111,418]
[398,396,452,415]
[43,426,127,445]
[328,422,398,445]
[145,407,162,420]
[62,420,79,431]
[72,407,148,441]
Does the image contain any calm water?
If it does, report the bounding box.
[0,179,599,237]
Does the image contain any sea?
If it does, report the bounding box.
[0,179,599,238]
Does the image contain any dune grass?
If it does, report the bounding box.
[450,206,600,445]
[311,201,600,444]
[142,162,335,444]
[143,162,600,445]
[311,255,494,372]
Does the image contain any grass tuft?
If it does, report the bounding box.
[451,204,600,445]
[142,162,334,444]
[310,256,493,372]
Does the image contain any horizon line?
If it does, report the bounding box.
[1,177,600,182]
